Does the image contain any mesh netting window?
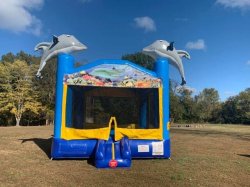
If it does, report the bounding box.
[66,86,159,129]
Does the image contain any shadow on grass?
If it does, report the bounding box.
[171,129,250,141]
[20,138,52,158]
[237,154,250,158]
[87,158,95,167]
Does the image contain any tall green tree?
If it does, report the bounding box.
[236,88,250,124]
[220,89,250,124]
[179,89,198,123]
[16,50,40,65]
[32,57,57,109]
[169,80,184,122]
[1,52,15,63]
[0,60,43,126]
[122,52,155,70]
[195,88,220,122]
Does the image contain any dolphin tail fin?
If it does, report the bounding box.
[176,50,191,60]
[36,71,43,79]
[181,77,186,86]
[34,42,51,51]
[36,60,47,79]
[36,71,41,78]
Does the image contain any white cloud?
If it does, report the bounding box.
[0,0,43,36]
[216,0,250,10]
[134,16,156,32]
[185,39,206,50]
[246,60,250,65]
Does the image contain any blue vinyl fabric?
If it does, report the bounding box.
[154,58,170,139]
[95,137,131,168]
[51,138,170,159]
[52,54,171,168]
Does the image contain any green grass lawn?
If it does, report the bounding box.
[0,124,249,186]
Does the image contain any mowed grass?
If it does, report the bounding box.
[0,124,249,187]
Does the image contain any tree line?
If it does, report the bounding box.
[0,51,248,126]
[169,86,250,124]
[122,52,250,125]
[0,51,56,126]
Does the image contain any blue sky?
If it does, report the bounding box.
[0,0,249,100]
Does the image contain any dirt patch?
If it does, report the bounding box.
[0,125,249,186]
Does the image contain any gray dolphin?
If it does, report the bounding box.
[34,34,87,78]
[142,40,190,85]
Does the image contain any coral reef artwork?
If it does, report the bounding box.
[64,64,161,88]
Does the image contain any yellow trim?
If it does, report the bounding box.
[109,117,117,127]
[61,127,111,140]
[159,87,163,134]
[61,84,111,140]
[61,84,67,136]
[60,86,164,141]
[114,87,163,141]
[115,128,163,141]
[167,122,170,130]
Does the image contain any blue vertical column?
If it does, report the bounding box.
[54,54,75,139]
[154,58,169,139]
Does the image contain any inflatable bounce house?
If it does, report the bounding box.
[35,35,190,168]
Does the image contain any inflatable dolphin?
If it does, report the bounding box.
[35,34,87,78]
[142,40,190,85]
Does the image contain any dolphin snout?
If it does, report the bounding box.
[142,46,154,56]
[75,42,87,51]
[80,43,87,50]
[142,46,153,52]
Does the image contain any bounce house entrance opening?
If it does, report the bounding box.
[65,86,160,131]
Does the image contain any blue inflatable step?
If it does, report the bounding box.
[95,137,131,168]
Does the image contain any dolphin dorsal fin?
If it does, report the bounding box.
[167,42,174,51]
[53,35,59,44]
[49,35,59,50]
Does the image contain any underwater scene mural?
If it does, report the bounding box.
[64,64,162,88]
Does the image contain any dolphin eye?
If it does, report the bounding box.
[67,35,71,37]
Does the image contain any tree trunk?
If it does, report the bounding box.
[16,118,21,126]
[46,119,49,126]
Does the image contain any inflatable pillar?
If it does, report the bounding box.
[154,58,170,139]
[54,54,74,138]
